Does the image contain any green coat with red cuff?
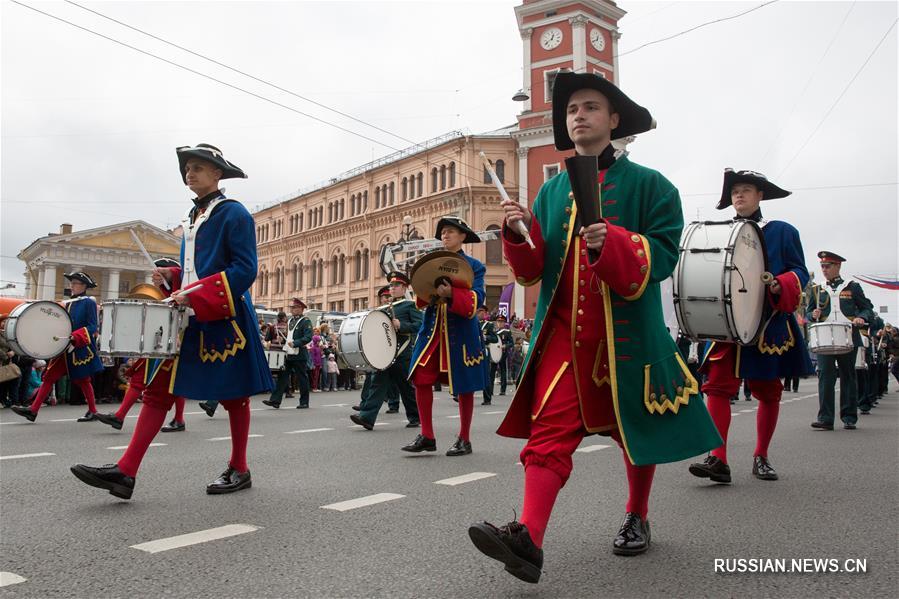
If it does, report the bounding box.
[498,155,721,466]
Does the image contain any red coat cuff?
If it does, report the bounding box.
[590,222,651,300]
[186,271,237,322]
[70,327,90,349]
[502,213,544,287]
[448,285,477,319]
[771,272,802,313]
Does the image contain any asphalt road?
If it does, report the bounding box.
[1,378,896,598]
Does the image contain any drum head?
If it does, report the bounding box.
[728,222,767,344]
[359,310,397,370]
[9,301,72,359]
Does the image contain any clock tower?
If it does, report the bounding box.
[511,0,626,318]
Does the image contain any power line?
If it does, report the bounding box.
[616,1,780,58]
[777,18,898,179]
[681,181,897,197]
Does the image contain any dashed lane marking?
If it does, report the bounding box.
[575,444,611,453]
[0,452,56,461]
[434,472,496,486]
[345,423,390,428]
[285,427,334,434]
[49,418,78,422]
[321,493,405,512]
[320,403,349,407]
[130,524,259,554]
[107,443,166,450]
[739,409,755,413]
[0,572,27,587]
[446,414,461,419]
[207,434,264,442]
[482,410,505,414]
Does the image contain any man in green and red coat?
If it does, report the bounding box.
[467,72,721,583]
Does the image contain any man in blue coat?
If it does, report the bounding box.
[13,272,103,423]
[70,143,273,500]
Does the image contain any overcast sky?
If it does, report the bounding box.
[2,0,897,315]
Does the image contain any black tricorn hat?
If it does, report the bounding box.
[153,257,181,268]
[64,271,97,288]
[718,168,791,210]
[387,271,411,286]
[552,72,655,151]
[817,251,846,263]
[435,216,480,243]
[176,144,247,185]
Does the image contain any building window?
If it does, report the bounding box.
[449,162,456,187]
[544,68,564,103]
[485,225,503,265]
[401,177,408,201]
[338,253,346,284]
[389,182,395,206]
[416,173,423,198]
[362,248,370,280]
[495,159,505,183]
[440,165,446,190]
[317,259,324,288]
[431,168,438,193]
[544,163,560,181]
[330,255,338,286]
[363,190,368,212]
[375,186,381,209]
[592,68,607,79]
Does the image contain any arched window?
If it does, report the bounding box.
[389,182,395,205]
[401,177,408,201]
[362,248,370,280]
[327,203,333,224]
[449,162,456,187]
[354,250,362,280]
[495,159,505,184]
[375,186,381,209]
[331,255,338,285]
[339,199,345,220]
[416,172,423,198]
[440,165,447,190]
[338,254,346,283]
[299,213,304,231]
[485,224,503,265]
[317,259,324,288]
[363,190,368,212]
[310,259,318,288]
[431,168,438,192]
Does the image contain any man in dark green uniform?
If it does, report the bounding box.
[350,273,421,430]
[494,314,515,396]
[352,286,399,412]
[478,305,499,405]
[807,252,875,430]
[264,298,312,409]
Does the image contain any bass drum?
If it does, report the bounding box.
[673,220,769,345]
[338,309,397,373]
[1,300,73,360]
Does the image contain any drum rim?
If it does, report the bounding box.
[4,300,72,359]
[338,309,397,371]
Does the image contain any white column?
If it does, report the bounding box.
[514,146,529,318]
[144,272,155,284]
[521,28,532,112]
[611,29,621,84]
[42,264,57,300]
[570,16,588,73]
[107,269,120,300]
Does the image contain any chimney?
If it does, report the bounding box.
[60,223,73,235]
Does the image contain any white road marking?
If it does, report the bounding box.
[130,524,259,554]
[345,422,390,428]
[0,452,56,461]
[107,443,166,450]
[321,403,348,407]
[50,418,78,422]
[482,410,505,414]
[434,472,496,486]
[0,572,27,587]
[731,413,741,416]
[0,421,27,425]
[207,434,264,442]
[321,493,405,512]
[446,414,461,419]
[285,427,334,434]
[575,444,611,453]
[739,409,755,413]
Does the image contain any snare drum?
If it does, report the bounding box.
[265,350,286,371]
[673,220,769,345]
[807,322,853,355]
[99,299,185,358]
[0,301,72,360]
[338,309,397,372]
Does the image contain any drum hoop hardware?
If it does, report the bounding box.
[139,302,148,354]
[108,303,116,352]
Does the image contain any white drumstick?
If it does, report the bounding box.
[162,284,204,303]
[480,152,536,249]
[130,229,171,291]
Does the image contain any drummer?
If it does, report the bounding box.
[806,252,875,429]
[353,285,395,412]
[263,298,312,409]
[12,272,103,423]
[350,272,421,430]
[690,169,813,484]
[477,305,499,406]
[402,216,488,456]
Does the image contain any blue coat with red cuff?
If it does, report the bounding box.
[701,219,814,380]
[167,197,273,401]
[63,295,103,380]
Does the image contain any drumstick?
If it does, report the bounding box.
[480,152,536,249]
[162,284,204,303]
[130,229,171,291]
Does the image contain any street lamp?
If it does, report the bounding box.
[401,215,413,242]
[512,88,530,102]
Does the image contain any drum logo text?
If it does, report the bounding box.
[381,322,394,347]
[40,307,62,319]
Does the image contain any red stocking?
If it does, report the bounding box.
[415,384,435,440]
[457,392,474,441]
[520,465,563,548]
[706,394,731,464]
[222,398,251,473]
[116,384,142,420]
[117,402,167,477]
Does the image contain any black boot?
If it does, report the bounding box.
[401,434,436,453]
[612,512,651,556]
[10,405,37,422]
[468,521,543,583]
[752,455,778,480]
[198,401,217,417]
[446,436,472,456]
[350,414,374,431]
[95,412,124,430]
[262,399,281,409]
[70,464,134,500]
[688,455,732,483]
[160,419,185,432]
[206,467,252,494]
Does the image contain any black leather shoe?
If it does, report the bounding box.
[613,512,651,556]
[95,412,124,430]
[446,436,472,456]
[352,405,361,411]
[860,410,870,415]
[160,419,185,432]
[206,467,252,494]
[406,420,421,428]
[262,399,281,409]
[810,421,834,430]
[481,401,492,406]
[385,407,399,414]
[843,423,856,430]
[198,401,217,417]
[350,414,374,430]
[401,434,436,453]
[77,411,97,422]
[70,464,134,499]
[468,521,543,584]
[11,406,37,422]
[752,455,778,480]
[688,455,731,483]
[296,404,308,409]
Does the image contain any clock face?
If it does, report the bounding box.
[590,28,606,51]
[540,27,563,50]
